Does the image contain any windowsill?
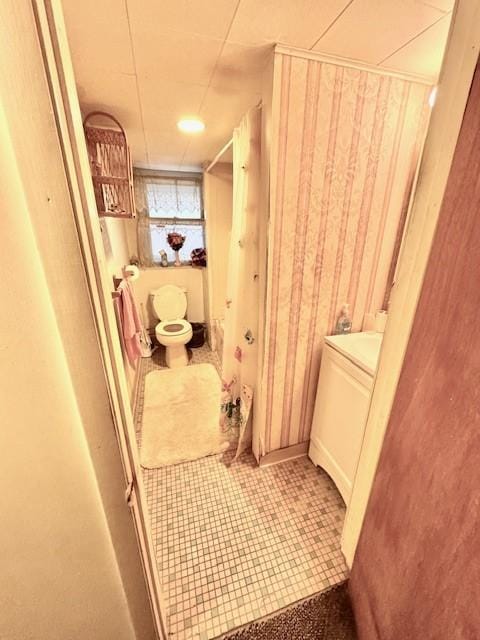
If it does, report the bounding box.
[142,264,206,270]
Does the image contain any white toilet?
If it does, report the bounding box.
[151,285,193,368]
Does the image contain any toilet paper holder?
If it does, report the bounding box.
[111,264,140,299]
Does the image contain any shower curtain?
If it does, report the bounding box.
[221,106,261,459]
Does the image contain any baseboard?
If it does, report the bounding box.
[259,441,309,467]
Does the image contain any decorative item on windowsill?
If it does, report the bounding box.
[166,231,186,266]
[191,248,207,267]
[159,250,168,267]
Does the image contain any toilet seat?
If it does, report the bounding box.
[156,318,191,337]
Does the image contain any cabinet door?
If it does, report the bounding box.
[309,346,373,504]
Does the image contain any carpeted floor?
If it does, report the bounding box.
[216,582,357,640]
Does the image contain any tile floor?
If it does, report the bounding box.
[135,345,348,640]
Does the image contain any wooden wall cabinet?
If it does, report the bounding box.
[83,111,135,218]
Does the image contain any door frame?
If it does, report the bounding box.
[32,0,480,621]
[342,0,480,566]
[32,1,168,637]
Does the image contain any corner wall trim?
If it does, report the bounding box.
[274,44,433,85]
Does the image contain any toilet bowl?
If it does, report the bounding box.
[151,285,193,368]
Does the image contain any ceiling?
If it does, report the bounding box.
[62,0,454,171]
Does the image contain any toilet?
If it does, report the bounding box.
[151,285,193,368]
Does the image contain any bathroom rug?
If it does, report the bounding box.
[140,363,229,467]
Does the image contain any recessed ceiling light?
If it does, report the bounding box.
[177,118,205,133]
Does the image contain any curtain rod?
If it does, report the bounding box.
[205,138,233,174]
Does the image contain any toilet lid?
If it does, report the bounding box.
[151,284,187,321]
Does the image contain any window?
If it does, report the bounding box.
[134,172,205,266]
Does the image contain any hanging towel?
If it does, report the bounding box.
[118,279,143,366]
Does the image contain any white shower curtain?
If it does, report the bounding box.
[221,105,261,459]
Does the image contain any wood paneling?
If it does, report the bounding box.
[261,53,429,453]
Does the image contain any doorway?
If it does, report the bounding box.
[33,1,475,639]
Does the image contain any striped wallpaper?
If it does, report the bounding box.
[259,53,430,454]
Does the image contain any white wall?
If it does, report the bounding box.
[204,162,233,323]
[0,3,155,637]
[0,87,136,640]
[131,267,206,329]
[101,216,137,398]
[101,216,131,278]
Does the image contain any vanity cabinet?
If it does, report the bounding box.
[309,332,382,505]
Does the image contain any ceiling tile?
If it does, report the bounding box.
[62,0,134,75]
[129,25,223,86]
[139,77,205,169]
[381,13,451,79]
[209,43,271,94]
[138,78,206,167]
[76,73,138,127]
[77,72,147,165]
[199,86,262,136]
[313,0,445,64]
[126,0,239,40]
[228,0,351,48]
[138,77,206,123]
[179,86,261,167]
[416,0,455,12]
[181,142,223,169]
[63,0,453,169]
[142,130,188,170]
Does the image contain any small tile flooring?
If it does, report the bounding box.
[135,345,348,640]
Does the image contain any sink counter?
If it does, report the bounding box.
[324,331,383,376]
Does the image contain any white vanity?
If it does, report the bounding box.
[308,332,383,505]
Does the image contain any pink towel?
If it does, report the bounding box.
[118,280,142,367]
